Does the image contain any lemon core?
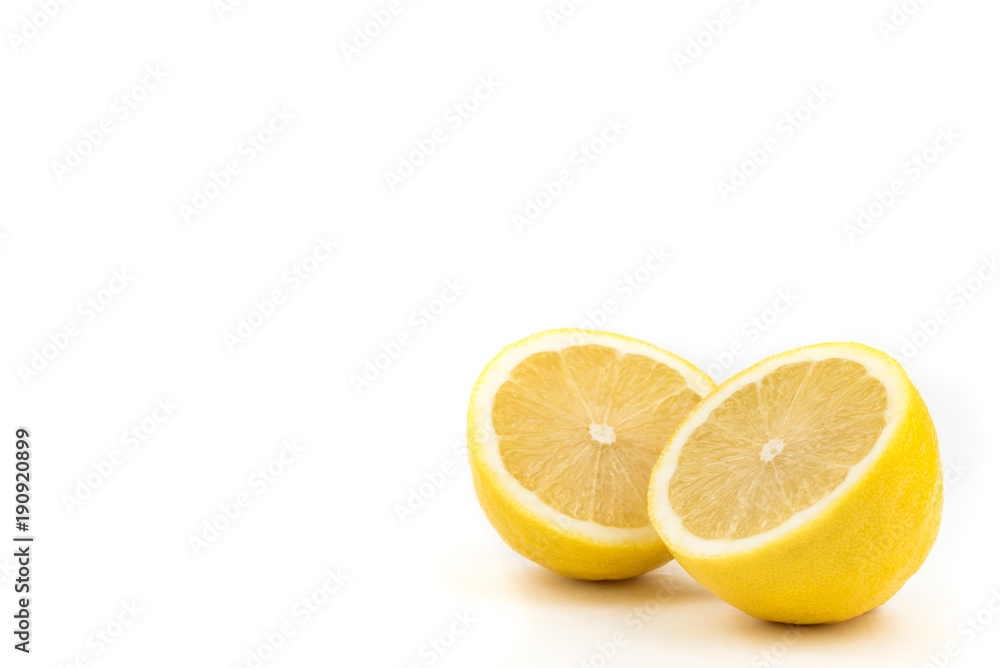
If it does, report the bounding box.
[589,423,616,445]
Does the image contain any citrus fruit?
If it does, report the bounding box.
[467,329,715,580]
[648,342,942,623]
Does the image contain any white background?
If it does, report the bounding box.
[1,0,999,666]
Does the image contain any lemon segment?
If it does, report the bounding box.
[648,342,943,623]
[468,329,715,580]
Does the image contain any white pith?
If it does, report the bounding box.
[649,344,907,558]
[471,330,714,546]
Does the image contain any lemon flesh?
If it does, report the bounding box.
[649,343,942,623]
[495,344,702,528]
[670,358,888,540]
[469,329,715,580]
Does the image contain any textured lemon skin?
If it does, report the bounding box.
[468,329,715,581]
[468,455,673,580]
[649,343,943,623]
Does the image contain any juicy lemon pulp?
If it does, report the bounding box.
[492,344,701,528]
[668,358,888,539]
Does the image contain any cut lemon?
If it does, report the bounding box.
[467,329,715,580]
[648,342,942,623]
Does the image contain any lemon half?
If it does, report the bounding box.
[468,329,715,580]
[648,342,942,623]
